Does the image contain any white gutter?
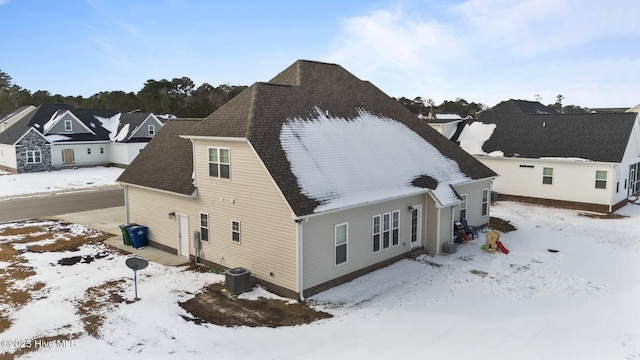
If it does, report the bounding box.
[116,181,197,198]
[122,184,130,224]
[179,135,247,142]
[293,189,431,221]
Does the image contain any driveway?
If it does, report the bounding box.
[0,187,124,222]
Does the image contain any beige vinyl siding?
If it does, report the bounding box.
[125,139,299,292]
[452,179,493,226]
[192,139,298,291]
[301,194,425,290]
[126,186,195,251]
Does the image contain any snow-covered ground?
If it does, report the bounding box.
[0,167,123,199]
[0,200,638,359]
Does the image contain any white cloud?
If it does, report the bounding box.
[324,0,640,108]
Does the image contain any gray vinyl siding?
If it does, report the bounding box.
[452,179,492,226]
[46,114,90,134]
[130,117,160,138]
[425,195,439,254]
[301,194,425,290]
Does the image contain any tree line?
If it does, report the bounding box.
[0,70,247,118]
[1,69,587,119]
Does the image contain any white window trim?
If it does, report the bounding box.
[391,210,400,247]
[481,188,489,216]
[208,147,231,179]
[372,215,381,253]
[543,167,553,185]
[460,193,468,219]
[231,220,241,243]
[199,212,209,242]
[595,170,607,189]
[64,119,73,132]
[148,124,155,136]
[335,222,348,266]
[26,150,42,164]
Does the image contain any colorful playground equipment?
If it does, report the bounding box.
[481,229,509,254]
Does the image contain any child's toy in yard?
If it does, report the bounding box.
[483,229,500,252]
[496,240,509,254]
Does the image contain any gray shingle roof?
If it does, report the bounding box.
[182,60,496,215]
[117,118,201,196]
[472,107,638,162]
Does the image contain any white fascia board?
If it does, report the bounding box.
[14,127,52,145]
[180,135,247,142]
[475,155,617,167]
[117,181,198,198]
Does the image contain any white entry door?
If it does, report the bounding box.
[409,205,422,250]
[177,214,190,258]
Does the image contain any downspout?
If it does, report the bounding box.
[436,207,441,254]
[609,163,616,213]
[451,206,455,245]
[296,219,305,301]
[123,185,130,224]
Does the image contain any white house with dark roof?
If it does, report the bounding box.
[0,104,164,173]
[117,60,497,299]
[456,100,640,213]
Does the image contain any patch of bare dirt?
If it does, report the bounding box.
[75,279,130,338]
[180,283,332,328]
[490,217,517,233]
[579,212,628,219]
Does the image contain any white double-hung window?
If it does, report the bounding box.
[208,147,230,179]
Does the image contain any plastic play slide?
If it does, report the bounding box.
[496,240,509,254]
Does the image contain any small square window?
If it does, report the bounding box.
[87,148,91,154]
[148,125,155,136]
[64,120,72,131]
[100,147,104,154]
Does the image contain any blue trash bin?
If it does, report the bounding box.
[128,226,148,249]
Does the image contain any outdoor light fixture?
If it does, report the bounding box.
[168,211,176,219]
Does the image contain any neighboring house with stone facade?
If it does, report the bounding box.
[117,60,497,299]
[0,104,164,173]
[455,100,640,213]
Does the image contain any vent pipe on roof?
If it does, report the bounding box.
[543,121,546,127]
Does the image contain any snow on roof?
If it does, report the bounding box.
[435,113,462,120]
[95,113,124,142]
[280,108,471,213]
[44,134,71,142]
[42,111,63,132]
[458,122,504,156]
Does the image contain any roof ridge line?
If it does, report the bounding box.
[245,86,258,139]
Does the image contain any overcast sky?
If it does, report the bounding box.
[1,0,638,108]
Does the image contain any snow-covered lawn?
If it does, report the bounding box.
[0,167,124,199]
[0,201,639,359]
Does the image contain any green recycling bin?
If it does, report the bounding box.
[119,224,137,246]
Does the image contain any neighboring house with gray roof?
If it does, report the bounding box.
[456,100,640,213]
[117,60,497,299]
[0,104,164,173]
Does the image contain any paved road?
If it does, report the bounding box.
[0,188,124,222]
